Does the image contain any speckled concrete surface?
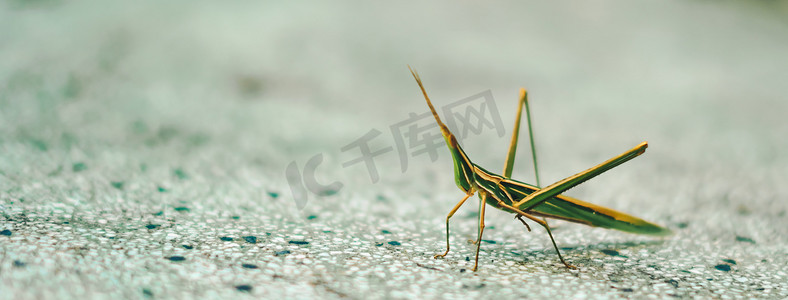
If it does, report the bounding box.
[2,1,787,299]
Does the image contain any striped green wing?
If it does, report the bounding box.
[514,142,648,211]
[501,180,671,236]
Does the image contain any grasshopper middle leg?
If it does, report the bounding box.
[472,193,489,271]
[434,192,473,259]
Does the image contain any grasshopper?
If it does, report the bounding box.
[408,67,671,271]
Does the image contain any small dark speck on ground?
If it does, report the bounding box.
[735,236,755,244]
[275,250,291,256]
[676,222,688,228]
[153,211,163,216]
[465,257,470,261]
[13,260,26,267]
[715,264,732,272]
[375,243,383,247]
[174,207,190,212]
[267,192,279,198]
[415,263,440,271]
[72,162,87,172]
[236,75,264,97]
[31,139,48,151]
[736,205,751,215]
[157,186,167,192]
[220,237,233,241]
[318,189,338,196]
[289,240,309,245]
[388,241,401,246]
[722,259,736,265]
[186,134,209,147]
[242,263,258,269]
[666,279,679,288]
[235,285,253,292]
[182,245,193,249]
[174,168,188,180]
[601,249,627,257]
[231,216,240,220]
[621,288,634,292]
[243,236,257,243]
[111,181,124,190]
[145,224,160,229]
[462,283,486,289]
[154,127,179,144]
[166,256,186,262]
[481,239,496,244]
[381,230,391,234]
[1,229,11,236]
[48,166,63,176]
[460,269,466,273]
[142,288,153,298]
[307,215,317,220]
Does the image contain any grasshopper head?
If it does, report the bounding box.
[409,66,476,193]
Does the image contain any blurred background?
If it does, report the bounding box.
[1,1,787,298]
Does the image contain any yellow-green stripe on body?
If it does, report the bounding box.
[470,142,670,236]
[499,176,671,236]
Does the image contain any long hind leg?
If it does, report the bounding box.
[502,88,540,183]
[493,199,576,269]
[500,89,550,228]
[519,214,576,269]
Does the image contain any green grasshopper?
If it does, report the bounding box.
[408,67,671,271]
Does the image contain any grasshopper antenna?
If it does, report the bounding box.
[408,65,453,139]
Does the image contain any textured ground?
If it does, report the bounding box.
[2,1,787,299]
